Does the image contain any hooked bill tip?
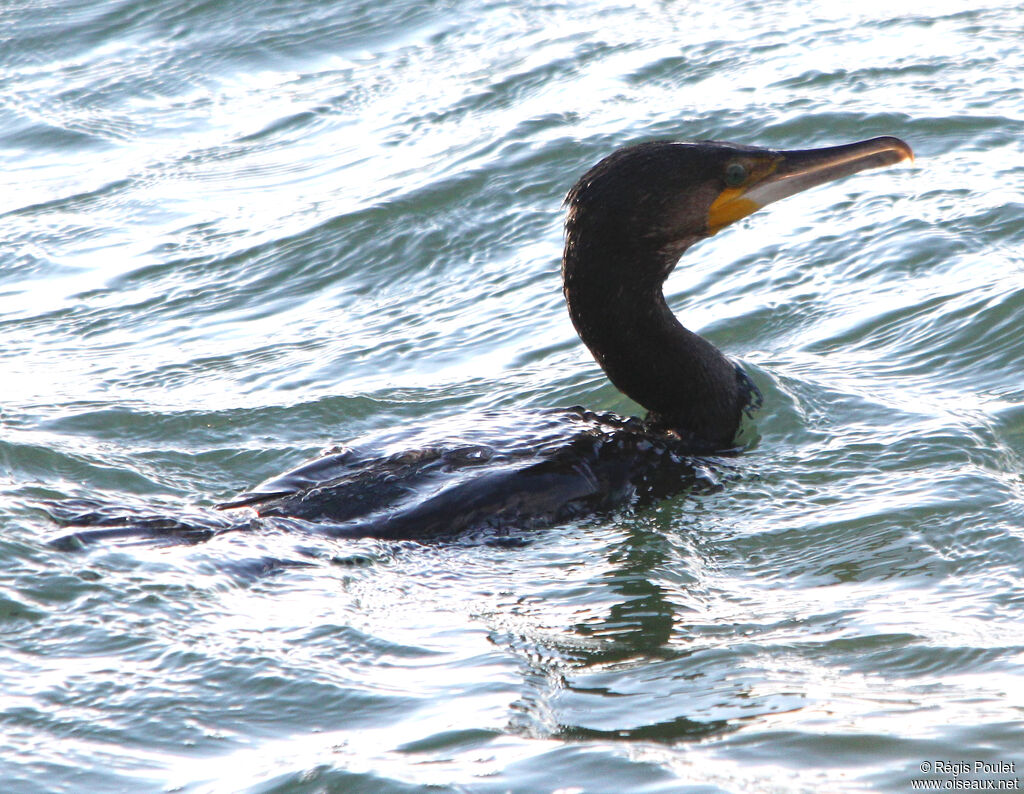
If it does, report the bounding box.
[872,135,914,164]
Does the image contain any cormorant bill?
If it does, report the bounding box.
[563,136,913,450]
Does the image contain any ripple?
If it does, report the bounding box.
[4,0,1024,792]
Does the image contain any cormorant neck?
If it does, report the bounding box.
[563,242,749,451]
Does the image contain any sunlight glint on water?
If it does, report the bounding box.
[2,0,1024,792]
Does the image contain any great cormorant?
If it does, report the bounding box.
[50,136,912,547]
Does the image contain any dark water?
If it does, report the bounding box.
[3,0,1024,791]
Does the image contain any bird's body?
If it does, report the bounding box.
[49,135,912,548]
[216,406,740,541]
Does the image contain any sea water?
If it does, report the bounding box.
[2,0,1024,791]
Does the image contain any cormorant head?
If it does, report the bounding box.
[564,136,913,289]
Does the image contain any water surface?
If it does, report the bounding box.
[3,0,1024,791]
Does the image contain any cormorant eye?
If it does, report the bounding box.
[724,162,748,187]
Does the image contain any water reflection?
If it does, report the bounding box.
[500,518,755,744]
